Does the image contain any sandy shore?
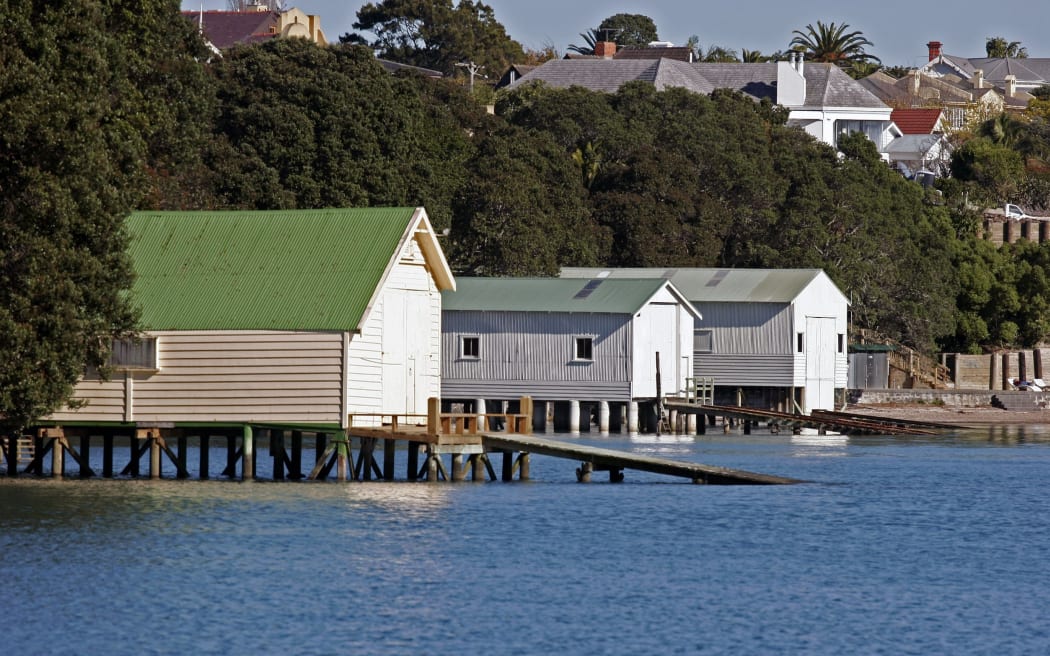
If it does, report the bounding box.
[846,403,1050,425]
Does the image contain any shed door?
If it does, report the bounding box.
[804,316,836,412]
[637,303,680,397]
[381,290,430,414]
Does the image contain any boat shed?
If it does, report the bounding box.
[48,207,454,431]
[561,268,849,414]
[441,277,700,433]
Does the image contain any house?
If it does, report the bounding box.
[48,207,454,431]
[182,4,327,53]
[441,277,700,433]
[495,64,537,89]
[510,49,899,156]
[885,108,951,177]
[908,40,1040,125]
[860,68,1019,131]
[921,40,1050,94]
[561,268,849,414]
[510,57,715,94]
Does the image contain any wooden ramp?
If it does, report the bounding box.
[481,433,801,485]
[665,402,950,436]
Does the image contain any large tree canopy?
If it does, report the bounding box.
[346,0,524,78]
[596,13,658,47]
[0,0,204,432]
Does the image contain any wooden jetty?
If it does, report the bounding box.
[665,401,956,436]
[2,398,800,485]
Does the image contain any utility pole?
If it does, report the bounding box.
[455,61,485,94]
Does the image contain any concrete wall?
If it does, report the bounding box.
[946,350,1050,390]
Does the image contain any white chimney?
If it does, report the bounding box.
[911,70,921,95]
[777,55,806,107]
[972,69,984,89]
[1006,74,1017,97]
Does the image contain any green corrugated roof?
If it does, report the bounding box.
[128,208,418,330]
[561,267,843,303]
[443,277,676,314]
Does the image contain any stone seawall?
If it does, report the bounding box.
[851,388,1050,409]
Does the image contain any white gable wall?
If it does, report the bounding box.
[790,273,849,412]
[630,285,694,397]
[347,237,441,423]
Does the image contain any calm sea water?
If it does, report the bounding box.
[3,426,1050,655]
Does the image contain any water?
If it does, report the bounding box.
[3,426,1050,655]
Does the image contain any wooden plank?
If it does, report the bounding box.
[481,433,800,485]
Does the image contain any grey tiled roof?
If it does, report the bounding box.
[970,58,1050,83]
[695,63,887,109]
[884,134,944,155]
[512,59,887,110]
[614,46,694,62]
[511,59,714,94]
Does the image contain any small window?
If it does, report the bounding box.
[109,337,158,371]
[797,333,804,353]
[694,329,713,353]
[838,334,845,353]
[460,336,480,359]
[574,336,594,361]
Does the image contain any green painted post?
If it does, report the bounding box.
[242,425,254,481]
[336,434,348,482]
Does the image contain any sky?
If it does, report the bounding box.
[182,1,1050,67]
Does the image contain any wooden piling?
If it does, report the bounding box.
[272,429,285,481]
[200,435,210,480]
[51,437,65,479]
[177,436,189,479]
[103,435,114,478]
[501,450,514,481]
[290,431,303,480]
[452,454,466,481]
[79,435,91,478]
[407,441,420,481]
[576,461,593,483]
[242,425,254,481]
[149,434,160,480]
[383,438,395,480]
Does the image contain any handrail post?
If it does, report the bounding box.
[428,397,441,438]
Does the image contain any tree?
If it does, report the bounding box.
[0,0,208,433]
[347,0,524,77]
[741,49,769,63]
[985,36,1028,59]
[567,29,598,56]
[789,21,881,66]
[596,13,658,47]
[449,120,609,275]
[207,40,476,229]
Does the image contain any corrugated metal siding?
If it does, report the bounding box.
[442,380,632,401]
[442,311,631,383]
[695,354,796,386]
[695,302,793,354]
[51,330,346,423]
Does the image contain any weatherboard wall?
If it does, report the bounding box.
[441,311,633,401]
[50,330,346,424]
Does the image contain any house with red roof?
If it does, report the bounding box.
[182,4,326,53]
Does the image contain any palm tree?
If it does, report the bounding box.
[741,49,768,63]
[567,29,598,55]
[789,21,881,66]
[985,36,1028,59]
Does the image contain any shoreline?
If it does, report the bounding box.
[846,402,1050,425]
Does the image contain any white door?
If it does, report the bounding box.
[804,317,836,412]
[381,289,432,414]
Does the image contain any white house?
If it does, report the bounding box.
[562,268,849,414]
[441,276,700,432]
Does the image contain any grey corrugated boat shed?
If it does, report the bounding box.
[561,268,849,414]
[441,277,699,405]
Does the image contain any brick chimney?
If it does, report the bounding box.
[927,41,943,61]
[594,41,616,58]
